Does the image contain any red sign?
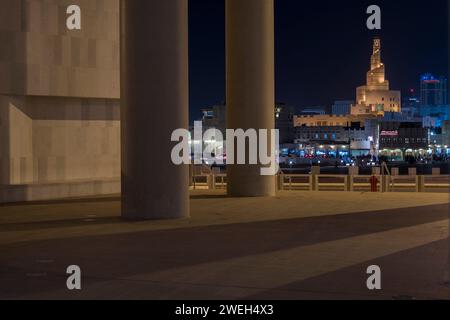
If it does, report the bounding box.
[380,130,398,136]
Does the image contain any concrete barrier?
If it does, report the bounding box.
[432,168,441,176]
[311,166,321,175]
[191,173,450,194]
[346,175,354,191]
[348,166,359,176]
[278,173,285,191]
[380,175,390,192]
[284,173,449,193]
[207,175,216,190]
[311,166,320,191]
[416,176,425,192]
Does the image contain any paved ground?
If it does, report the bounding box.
[0,191,449,300]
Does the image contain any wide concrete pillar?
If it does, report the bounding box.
[120,0,189,219]
[226,0,276,197]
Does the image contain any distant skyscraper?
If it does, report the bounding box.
[201,103,227,133]
[351,38,401,116]
[275,104,296,144]
[420,73,448,106]
[402,89,420,117]
[419,74,449,126]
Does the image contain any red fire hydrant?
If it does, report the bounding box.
[370,175,378,192]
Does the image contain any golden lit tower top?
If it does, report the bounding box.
[367,37,388,88]
[371,38,381,70]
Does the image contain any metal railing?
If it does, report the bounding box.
[190,173,450,193]
[191,174,227,190]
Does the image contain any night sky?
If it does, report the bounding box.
[188,0,448,121]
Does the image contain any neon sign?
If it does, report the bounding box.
[380,130,398,136]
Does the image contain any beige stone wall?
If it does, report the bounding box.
[293,115,365,127]
[0,0,121,188]
[0,0,120,98]
[365,90,401,113]
[30,96,120,183]
[0,97,12,184]
[0,96,120,185]
[354,88,401,115]
[3,97,34,184]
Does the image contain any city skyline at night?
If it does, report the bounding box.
[188,0,448,119]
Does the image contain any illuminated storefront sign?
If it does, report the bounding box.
[380,130,398,136]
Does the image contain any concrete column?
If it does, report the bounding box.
[207,174,216,190]
[311,166,321,175]
[278,172,285,191]
[381,175,390,193]
[308,175,314,191]
[311,166,320,191]
[348,166,359,176]
[417,176,426,192]
[313,175,320,191]
[120,0,189,219]
[226,0,276,197]
[346,175,354,192]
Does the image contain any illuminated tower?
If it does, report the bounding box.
[367,38,389,90]
[353,38,401,116]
